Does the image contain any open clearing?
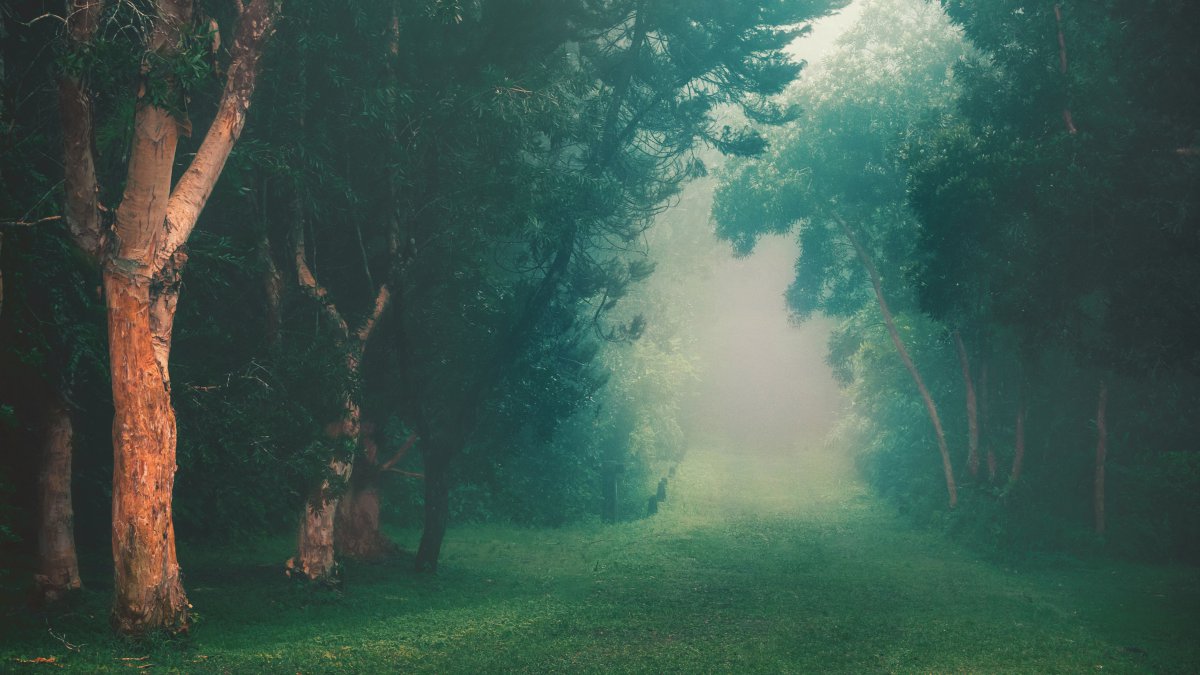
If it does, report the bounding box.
[3,447,1198,673]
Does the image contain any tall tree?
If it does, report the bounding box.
[57,0,279,633]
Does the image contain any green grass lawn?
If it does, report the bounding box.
[2,447,1198,673]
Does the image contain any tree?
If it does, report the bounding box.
[713,0,967,507]
[55,0,279,633]
[386,0,844,572]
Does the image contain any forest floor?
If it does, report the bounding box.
[2,446,1199,673]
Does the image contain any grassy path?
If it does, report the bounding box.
[3,447,1198,672]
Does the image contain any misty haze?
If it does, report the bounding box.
[1,0,1197,672]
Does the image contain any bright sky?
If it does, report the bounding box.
[675,3,864,456]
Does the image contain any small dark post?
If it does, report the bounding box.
[657,477,667,501]
[668,465,676,478]
[646,495,658,516]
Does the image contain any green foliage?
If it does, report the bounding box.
[2,449,1198,671]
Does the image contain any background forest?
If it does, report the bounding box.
[1,0,1198,664]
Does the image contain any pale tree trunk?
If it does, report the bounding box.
[836,216,957,508]
[288,198,391,581]
[953,331,980,479]
[1094,381,1108,536]
[57,0,279,634]
[33,392,82,605]
[105,266,189,632]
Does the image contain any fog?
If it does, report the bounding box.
[681,236,846,456]
[674,6,862,457]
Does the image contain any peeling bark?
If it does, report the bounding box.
[290,457,352,582]
[836,216,957,508]
[33,393,82,605]
[56,0,280,634]
[104,266,188,634]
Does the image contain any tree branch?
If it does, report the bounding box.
[156,0,280,274]
[59,0,104,260]
[292,205,349,339]
[379,432,419,472]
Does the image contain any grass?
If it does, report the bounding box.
[2,446,1198,673]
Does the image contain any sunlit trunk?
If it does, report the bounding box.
[953,331,980,479]
[1093,381,1108,536]
[104,266,189,633]
[415,446,451,572]
[34,392,81,605]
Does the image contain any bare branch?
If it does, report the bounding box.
[380,432,419,472]
[353,283,391,346]
[292,204,349,339]
[156,0,280,273]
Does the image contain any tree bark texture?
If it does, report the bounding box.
[837,217,957,508]
[56,0,279,633]
[953,331,980,479]
[104,266,188,633]
[1094,381,1108,536]
[292,457,352,582]
[34,393,82,605]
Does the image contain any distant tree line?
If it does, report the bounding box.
[716,0,1200,562]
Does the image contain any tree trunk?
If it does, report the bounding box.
[291,456,351,583]
[415,447,451,572]
[33,392,81,605]
[1094,381,1108,536]
[836,217,957,508]
[1009,388,1027,485]
[291,396,358,581]
[953,331,980,479]
[104,266,189,634]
